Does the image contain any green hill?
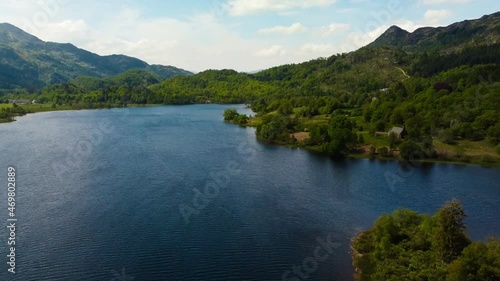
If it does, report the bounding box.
[370,11,500,52]
[0,23,192,91]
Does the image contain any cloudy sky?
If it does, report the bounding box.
[1,0,498,72]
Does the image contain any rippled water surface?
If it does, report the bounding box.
[0,105,499,281]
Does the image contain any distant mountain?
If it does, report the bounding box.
[370,11,500,52]
[0,23,192,91]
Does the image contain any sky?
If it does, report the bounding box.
[1,0,499,72]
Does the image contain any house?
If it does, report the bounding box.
[388,126,408,139]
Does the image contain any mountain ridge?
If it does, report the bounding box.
[370,11,500,51]
[0,22,192,91]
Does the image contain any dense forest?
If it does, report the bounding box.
[352,200,500,281]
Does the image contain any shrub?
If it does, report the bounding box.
[481,155,495,164]
[439,129,455,144]
[399,140,423,160]
[379,147,390,157]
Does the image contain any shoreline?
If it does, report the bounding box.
[229,121,500,168]
[0,103,164,124]
[3,104,499,168]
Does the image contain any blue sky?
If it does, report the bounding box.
[1,0,499,72]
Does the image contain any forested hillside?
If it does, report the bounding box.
[0,23,192,91]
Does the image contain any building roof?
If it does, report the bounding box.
[389,127,405,135]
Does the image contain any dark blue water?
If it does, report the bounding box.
[0,104,499,281]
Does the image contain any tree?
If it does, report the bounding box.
[223,109,239,121]
[358,133,365,144]
[235,114,249,125]
[399,140,422,160]
[376,121,386,132]
[379,147,389,157]
[433,199,471,263]
[389,132,400,149]
[439,128,455,144]
[256,114,297,143]
[422,135,437,158]
[447,240,500,281]
[278,100,293,115]
[322,115,357,158]
[487,122,500,145]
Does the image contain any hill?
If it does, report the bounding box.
[370,11,500,52]
[0,23,192,91]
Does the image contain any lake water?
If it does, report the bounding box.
[0,104,499,281]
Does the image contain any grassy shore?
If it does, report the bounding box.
[241,112,500,167]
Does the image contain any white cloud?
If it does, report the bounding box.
[227,0,337,16]
[256,45,287,57]
[0,0,487,73]
[36,19,89,43]
[319,23,351,36]
[298,43,338,55]
[258,22,307,35]
[424,9,452,25]
[342,25,389,52]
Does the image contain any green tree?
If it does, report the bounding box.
[487,122,500,145]
[379,147,389,157]
[278,100,294,115]
[223,109,239,121]
[389,132,400,149]
[433,199,471,263]
[422,135,437,158]
[322,115,357,158]
[399,140,422,160]
[235,114,249,125]
[439,128,455,144]
[358,133,365,144]
[447,240,500,281]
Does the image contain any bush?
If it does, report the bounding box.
[370,146,377,156]
[223,109,238,121]
[235,114,249,125]
[369,127,376,136]
[379,147,390,157]
[496,144,500,155]
[399,140,423,160]
[439,128,455,144]
[358,134,365,144]
[376,121,386,131]
[481,155,495,164]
